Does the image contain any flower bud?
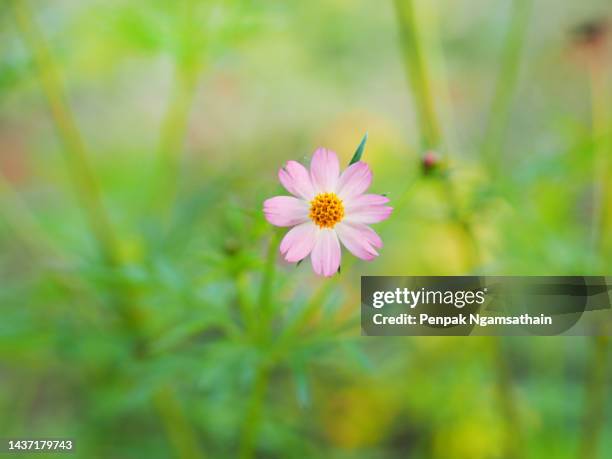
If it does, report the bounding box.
[571,19,609,50]
[570,19,610,66]
[421,150,440,175]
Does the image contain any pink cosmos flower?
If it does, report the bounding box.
[263,148,392,277]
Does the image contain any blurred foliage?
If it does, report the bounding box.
[1,0,612,458]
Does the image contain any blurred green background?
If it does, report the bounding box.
[1,0,612,458]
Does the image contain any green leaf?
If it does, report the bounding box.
[341,341,373,371]
[291,361,310,407]
[348,132,368,165]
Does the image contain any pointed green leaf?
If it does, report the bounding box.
[341,341,373,370]
[348,132,368,165]
[292,362,310,407]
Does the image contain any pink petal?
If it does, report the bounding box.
[337,161,372,200]
[263,196,309,227]
[344,193,390,210]
[279,222,318,262]
[310,228,341,277]
[278,161,316,200]
[346,207,393,224]
[310,148,339,193]
[336,222,382,261]
[344,194,392,224]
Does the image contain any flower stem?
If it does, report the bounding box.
[235,230,282,457]
[255,230,283,339]
[394,0,480,268]
[0,174,60,259]
[235,270,256,332]
[238,364,270,459]
[578,336,610,459]
[278,276,340,345]
[11,0,150,340]
[580,57,611,459]
[480,0,532,175]
[587,55,612,259]
[11,3,204,456]
[153,384,205,459]
[10,0,119,263]
[393,0,441,150]
[154,0,203,216]
[492,337,523,459]
[393,4,523,459]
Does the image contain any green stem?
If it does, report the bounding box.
[492,337,523,459]
[382,175,420,226]
[11,0,118,263]
[257,230,282,334]
[11,0,145,334]
[578,336,610,459]
[0,174,60,259]
[393,0,441,150]
[588,59,612,258]
[235,232,283,457]
[235,270,256,332]
[238,364,270,459]
[11,3,204,456]
[155,0,203,215]
[393,0,480,269]
[438,176,481,268]
[153,385,205,459]
[278,277,339,344]
[480,0,532,175]
[393,4,522,458]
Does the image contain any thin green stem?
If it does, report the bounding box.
[153,385,206,459]
[0,174,60,259]
[393,4,523,458]
[238,364,270,459]
[588,59,612,259]
[441,177,482,268]
[235,231,287,458]
[393,0,441,150]
[154,0,203,215]
[384,174,420,224]
[11,3,204,456]
[278,278,339,345]
[578,336,609,459]
[393,0,480,269]
[480,0,532,175]
[11,0,145,333]
[235,270,256,332]
[257,230,282,334]
[579,57,611,459]
[11,0,118,263]
[492,337,523,459]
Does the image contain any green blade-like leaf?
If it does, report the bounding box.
[291,360,310,407]
[348,132,368,165]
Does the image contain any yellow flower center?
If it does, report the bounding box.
[309,192,344,228]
